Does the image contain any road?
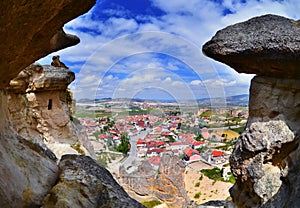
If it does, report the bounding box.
[207,125,242,131]
[122,129,149,168]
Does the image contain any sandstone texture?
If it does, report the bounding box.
[0,0,95,88]
[120,152,189,208]
[203,14,300,79]
[7,64,96,159]
[7,64,75,93]
[0,0,144,207]
[203,14,300,208]
[43,154,145,208]
[0,91,58,207]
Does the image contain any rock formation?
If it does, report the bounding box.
[0,0,144,207]
[203,14,300,208]
[6,63,96,159]
[0,1,95,88]
[43,155,144,208]
[120,152,189,208]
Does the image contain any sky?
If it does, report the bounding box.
[38,0,300,103]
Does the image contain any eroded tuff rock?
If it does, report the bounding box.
[120,152,188,208]
[43,155,145,208]
[0,91,58,207]
[6,64,95,159]
[7,64,75,93]
[203,14,300,208]
[203,14,300,78]
[0,0,95,88]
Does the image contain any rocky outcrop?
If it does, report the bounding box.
[0,1,144,207]
[0,91,58,207]
[43,154,145,208]
[6,64,95,159]
[120,152,189,208]
[203,14,300,208]
[7,64,75,93]
[203,14,300,79]
[0,0,95,88]
[0,1,95,206]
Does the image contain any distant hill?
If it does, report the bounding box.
[77,94,249,106]
[197,94,249,107]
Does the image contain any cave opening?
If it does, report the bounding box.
[48,99,52,110]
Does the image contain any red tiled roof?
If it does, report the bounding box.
[148,156,161,165]
[155,141,166,147]
[193,141,205,146]
[170,141,189,146]
[183,147,199,157]
[147,148,165,154]
[98,134,108,139]
[212,150,224,157]
[137,139,146,145]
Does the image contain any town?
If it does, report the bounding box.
[75,99,248,205]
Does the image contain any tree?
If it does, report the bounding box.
[116,133,130,155]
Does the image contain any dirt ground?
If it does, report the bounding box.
[184,161,233,205]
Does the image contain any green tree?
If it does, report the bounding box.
[116,133,130,155]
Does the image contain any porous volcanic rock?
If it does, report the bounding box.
[43,155,145,208]
[203,14,300,208]
[7,64,75,93]
[121,152,189,208]
[0,91,58,207]
[0,0,95,88]
[6,64,95,159]
[203,14,300,78]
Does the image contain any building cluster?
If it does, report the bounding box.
[78,109,239,168]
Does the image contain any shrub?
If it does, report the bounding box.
[71,142,85,155]
[194,192,201,199]
[201,167,236,184]
[195,182,200,187]
[141,200,162,208]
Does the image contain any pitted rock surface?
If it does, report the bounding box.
[203,14,300,78]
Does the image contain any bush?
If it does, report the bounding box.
[201,167,223,181]
[141,200,162,208]
[71,142,85,155]
[201,167,236,184]
[116,133,130,155]
[195,182,200,187]
[194,192,201,199]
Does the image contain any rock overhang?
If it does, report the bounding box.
[202,14,300,79]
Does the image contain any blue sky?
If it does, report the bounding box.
[38,0,300,102]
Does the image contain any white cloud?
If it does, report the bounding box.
[37,0,300,100]
[190,80,202,86]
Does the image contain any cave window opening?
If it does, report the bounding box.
[48,99,52,110]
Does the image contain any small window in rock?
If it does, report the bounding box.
[48,99,52,110]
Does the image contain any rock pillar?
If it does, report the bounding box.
[203,14,300,207]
